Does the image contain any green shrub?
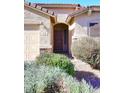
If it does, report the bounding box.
[89,49,100,69]
[36,53,75,76]
[71,37,100,69]
[24,62,99,93]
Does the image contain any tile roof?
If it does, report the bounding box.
[69,6,100,17]
[88,6,100,12]
[24,2,100,24]
[69,8,88,17]
[34,3,81,8]
[66,6,100,23]
[24,2,56,17]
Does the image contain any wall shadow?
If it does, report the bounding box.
[75,71,100,89]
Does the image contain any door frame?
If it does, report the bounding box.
[53,23,69,53]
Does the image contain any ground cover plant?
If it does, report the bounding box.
[24,62,99,93]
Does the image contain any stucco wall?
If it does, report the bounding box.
[57,14,68,23]
[45,8,75,14]
[73,13,100,40]
[25,9,52,48]
[24,9,52,61]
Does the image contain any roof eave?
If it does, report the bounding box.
[66,8,100,24]
[24,3,56,18]
[66,9,89,23]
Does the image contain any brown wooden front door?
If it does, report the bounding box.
[53,23,68,53]
[54,30,64,52]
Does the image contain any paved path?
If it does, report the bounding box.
[71,58,100,88]
[71,58,100,77]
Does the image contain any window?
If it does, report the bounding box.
[89,22,98,27]
[88,22,99,37]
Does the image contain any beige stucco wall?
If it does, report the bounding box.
[25,9,52,47]
[73,13,100,40]
[24,9,52,61]
[45,8,75,14]
[57,14,68,23]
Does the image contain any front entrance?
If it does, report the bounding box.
[53,23,69,53]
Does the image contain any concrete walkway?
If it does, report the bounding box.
[71,58,100,88]
[71,58,100,77]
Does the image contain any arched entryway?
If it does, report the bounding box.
[53,23,69,53]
